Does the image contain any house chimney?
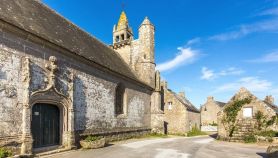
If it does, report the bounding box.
[178,91,185,99]
[207,96,214,102]
[265,95,274,104]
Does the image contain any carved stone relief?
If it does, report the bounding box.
[0,84,17,98]
[44,56,58,89]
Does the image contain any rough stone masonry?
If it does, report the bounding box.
[0,0,161,155]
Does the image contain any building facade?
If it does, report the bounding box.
[200,96,225,131]
[162,82,200,135]
[218,87,278,141]
[0,0,156,155]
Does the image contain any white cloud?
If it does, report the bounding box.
[201,67,215,80]
[156,47,198,72]
[247,51,278,63]
[214,77,272,93]
[210,18,278,41]
[186,37,200,46]
[201,67,244,80]
[259,7,278,16]
[219,67,244,76]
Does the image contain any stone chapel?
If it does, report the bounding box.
[0,0,163,156]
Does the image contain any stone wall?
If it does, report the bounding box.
[200,97,223,126]
[0,21,152,154]
[113,45,132,66]
[163,89,187,134]
[187,111,201,130]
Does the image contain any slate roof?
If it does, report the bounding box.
[215,101,226,108]
[0,0,144,85]
[169,90,200,113]
[263,101,278,113]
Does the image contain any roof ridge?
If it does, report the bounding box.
[170,91,199,112]
[0,0,147,87]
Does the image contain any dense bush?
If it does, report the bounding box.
[0,148,12,158]
[187,127,207,137]
[243,134,257,143]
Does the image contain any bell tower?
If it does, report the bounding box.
[113,11,133,45]
[112,11,134,65]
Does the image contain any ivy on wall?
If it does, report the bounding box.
[221,97,252,137]
[255,111,278,132]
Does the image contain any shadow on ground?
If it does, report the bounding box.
[256,152,267,158]
[208,133,218,139]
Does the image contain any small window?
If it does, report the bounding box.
[115,36,120,42]
[115,83,126,115]
[144,54,146,59]
[121,34,125,40]
[243,107,253,118]
[168,102,172,110]
[127,34,130,39]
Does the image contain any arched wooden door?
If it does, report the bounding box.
[31,103,60,148]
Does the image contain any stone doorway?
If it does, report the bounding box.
[31,103,61,148]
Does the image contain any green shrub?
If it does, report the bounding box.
[0,148,12,158]
[187,127,207,137]
[209,122,218,126]
[84,136,101,142]
[257,130,278,137]
[243,134,257,143]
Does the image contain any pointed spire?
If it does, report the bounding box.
[142,17,151,25]
[117,11,128,29]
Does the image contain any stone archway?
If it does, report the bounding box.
[20,86,75,154]
[20,56,75,155]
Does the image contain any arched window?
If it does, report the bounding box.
[115,83,126,116]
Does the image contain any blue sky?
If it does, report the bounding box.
[42,0,278,107]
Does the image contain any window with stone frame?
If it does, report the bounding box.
[243,107,253,118]
[168,101,173,110]
[115,83,126,116]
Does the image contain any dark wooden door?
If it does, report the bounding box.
[31,103,60,148]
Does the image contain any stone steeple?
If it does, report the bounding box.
[117,11,128,29]
[113,11,133,46]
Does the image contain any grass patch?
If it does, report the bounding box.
[145,133,168,138]
[243,134,257,143]
[187,127,207,137]
[84,135,102,142]
[0,148,12,158]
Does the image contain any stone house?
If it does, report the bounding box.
[218,87,278,141]
[0,0,163,156]
[200,96,225,131]
[162,82,200,135]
